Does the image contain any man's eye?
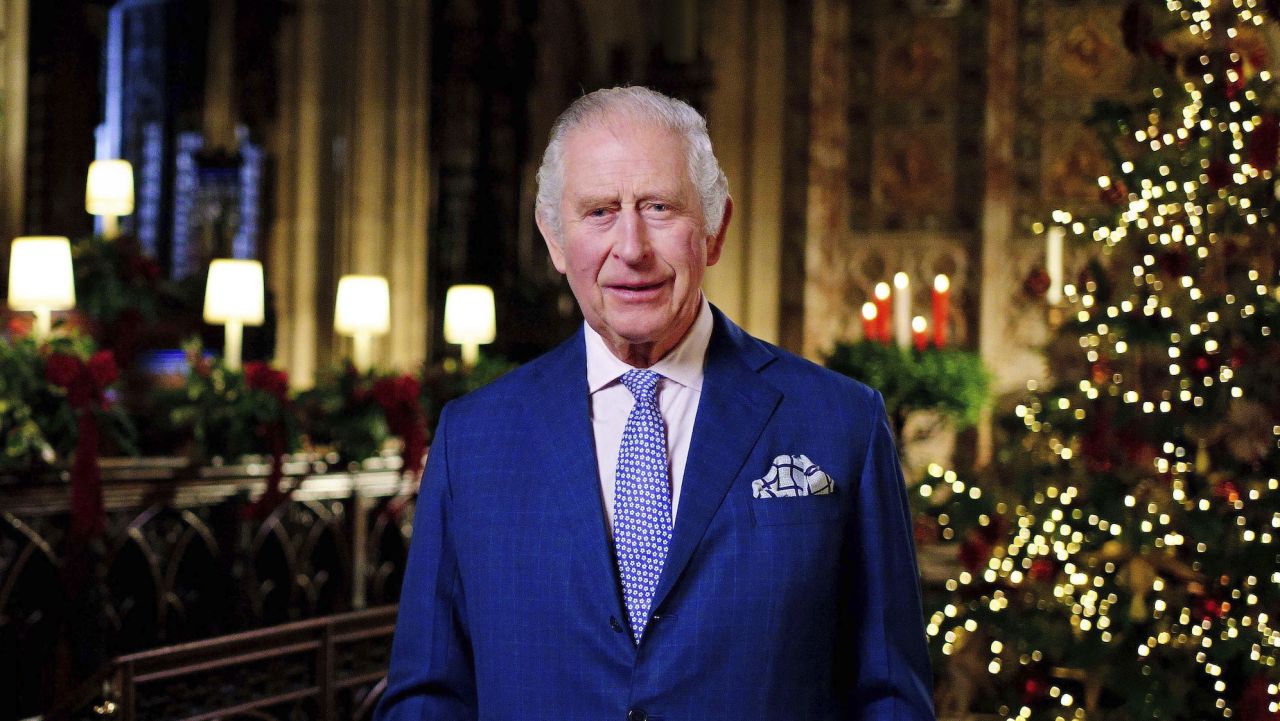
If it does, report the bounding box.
[651,203,669,212]
[588,208,609,218]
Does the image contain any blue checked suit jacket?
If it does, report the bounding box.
[375,307,935,721]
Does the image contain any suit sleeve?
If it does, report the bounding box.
[374,406,478,721]
[834,390,935,721]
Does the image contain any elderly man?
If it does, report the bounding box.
[376,86,934,721]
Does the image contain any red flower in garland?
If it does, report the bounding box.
[43,349,119,538]
[47,351,118,411]
[45,352,82,387]
[373,375,421,410]
[240,362,292,519]
[124,252,162,284]
[373,374,428,481]
[88,350,119,388]
[245,361,289,402]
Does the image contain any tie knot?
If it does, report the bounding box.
[619,369,661,404]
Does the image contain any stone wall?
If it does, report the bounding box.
[800,0,1153,464]
[0,0,27,252]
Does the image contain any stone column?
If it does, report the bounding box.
[342,0,430,372]
[1,0,28,247]
[386,0,430,371]
[202,0,237,152]
[703,0,750,325]
[975,0,1018,467]
[703,0,785,345]
[346,0,390,278]
[801,0,850,359]
[340,0,391,369]
[271,0,327,388]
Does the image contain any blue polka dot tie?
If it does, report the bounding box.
[613,369,673,643]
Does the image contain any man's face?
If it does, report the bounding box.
[539,115,729,365]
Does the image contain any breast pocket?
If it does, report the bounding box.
[750,494,845,526]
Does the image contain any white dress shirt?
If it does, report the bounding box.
[585,296,713,537]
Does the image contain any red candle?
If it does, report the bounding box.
[931,274,950,348]
[861,302,878,341]
[873,282,892,344]
[912,316,929,351]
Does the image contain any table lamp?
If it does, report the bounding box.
[8,236,75,342]
[86,160,135,239]
[203,259,264,371]
[444,284,495,368]
[335,274,390,373]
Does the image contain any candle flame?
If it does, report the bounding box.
[894,272,909,289]
[862,302,877,321]
[912,316,927,333]
[934,274,950,292]
[875,282,891,300]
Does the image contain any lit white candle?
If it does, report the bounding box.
[893,272,911,349]
[1046,226,1065,305]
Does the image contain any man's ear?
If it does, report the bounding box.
[705,196,733,267]
[536,210,567,274]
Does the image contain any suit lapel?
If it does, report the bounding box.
[527,329,628,620]
[649,308,781,614]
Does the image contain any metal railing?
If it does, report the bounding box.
[2,463,417,720]
[52,605,397,721]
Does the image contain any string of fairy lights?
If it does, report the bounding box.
[923,2,1280,719]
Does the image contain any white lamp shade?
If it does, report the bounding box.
[86,160,135,216]
[335,274,390,335]
[444,284,496,345]
[8,236,75,311]
[203,259,265,325]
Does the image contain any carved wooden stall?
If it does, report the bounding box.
[0,459,418,720]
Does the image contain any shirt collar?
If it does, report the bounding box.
[585,295,713,394]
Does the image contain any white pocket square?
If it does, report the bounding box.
[752,454,836,498]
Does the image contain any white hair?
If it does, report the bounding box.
[534,86,729,241]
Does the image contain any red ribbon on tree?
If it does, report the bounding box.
[373,374,428,482]
[46,350,119,539]
[244,362,291,518]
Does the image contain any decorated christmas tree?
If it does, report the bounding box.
[922,2,1280,719]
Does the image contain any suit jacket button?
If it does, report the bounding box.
[610,616,624,633]
[627,709,648,721]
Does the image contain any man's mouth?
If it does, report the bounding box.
[607,281,666,299]
[611,281,664,291]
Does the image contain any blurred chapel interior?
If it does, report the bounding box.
[0,0,1093,389]
[1,0,1221,718]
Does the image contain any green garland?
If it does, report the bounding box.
[824,340,990,440]
[164,339,299,463]
[0,333,135,476]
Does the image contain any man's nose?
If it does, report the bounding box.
[612,208,652,264]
